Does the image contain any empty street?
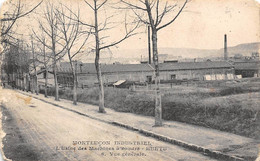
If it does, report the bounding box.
[0,89,217,161]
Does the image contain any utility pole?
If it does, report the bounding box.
[148,25,151,64]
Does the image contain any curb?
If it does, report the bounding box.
[18,91,246,161]
[111,122,245,161]
[17,91,110,125]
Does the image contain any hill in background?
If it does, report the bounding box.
[80,42,260,64]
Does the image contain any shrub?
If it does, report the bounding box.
[38,85,260,139]
[123,94,154,115]
[39,87,65,96]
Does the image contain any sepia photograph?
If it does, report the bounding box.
[0,0,259,160]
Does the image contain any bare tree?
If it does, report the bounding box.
[0,0,42,44]
[32,28,53,98]
[1,39,29,89]
[0,0,42,88]
[28,35,48,95]
[56,4,91,105]
[34,2,67,101]
[72,0,140,113]
[34,34,51,98]
[30,36,39,94]
[41,39,50,98]
[121,0,188,126]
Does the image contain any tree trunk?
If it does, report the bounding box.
[29,75,32,92]
[152,29,162,126]
[22,73,25,91]
[16,72,19,89]
[53,62,59,101]
[68,61,77,105]
[73,70,77,105]
[94,0,106,113]
[7,74,10,86]
[43,40,48,97]
[31,75,34,94]
[35,69,38,95]
[95,59,105,113]
[19,75,22,90]
[26,74,29,92]
[17,75,19,89]
[44,70,48,97]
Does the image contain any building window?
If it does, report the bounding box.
[170,74,176,80]
[146,76,152,82]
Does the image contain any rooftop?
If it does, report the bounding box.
[56,61,234,74]
[233,61,259,70]
[158,61,233,71]
[58,62,154,74]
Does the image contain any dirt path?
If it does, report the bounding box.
[0,89,217,161]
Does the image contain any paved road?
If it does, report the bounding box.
[0,89,217,161]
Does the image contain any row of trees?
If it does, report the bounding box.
[0,0,43,93]
[1,0,188,126]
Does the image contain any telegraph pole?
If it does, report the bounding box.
[148,25,151,64]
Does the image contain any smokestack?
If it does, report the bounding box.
[224,34,228,60]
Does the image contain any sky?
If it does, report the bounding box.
[0,0,259,52]
[118,0,260,50]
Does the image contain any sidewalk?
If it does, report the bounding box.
[18,90,259,161]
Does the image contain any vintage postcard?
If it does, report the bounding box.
[0,0,259,160]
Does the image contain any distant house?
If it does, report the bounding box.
[233,61,259,78]
[36,61,238,88]
[53,61,235,86]
[37,67,55,87]
[157,61,234,81]
[56,62,155,87]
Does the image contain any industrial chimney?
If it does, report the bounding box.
[224,34,228,60]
